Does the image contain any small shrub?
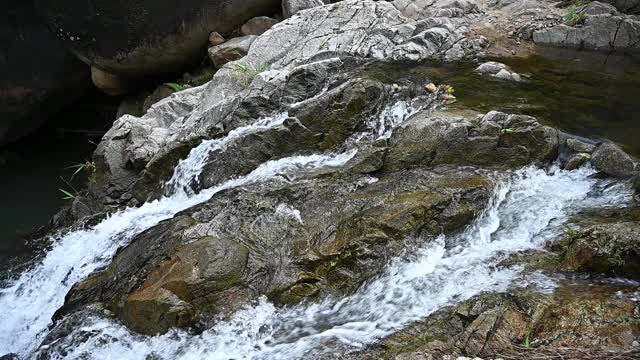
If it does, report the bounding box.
[564,1,588,26]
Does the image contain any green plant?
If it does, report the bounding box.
[231,63,270,86]
[444,85,455,95]
[163,82,186,92]
[522,334,531,349]
[564,1,588,26]
[59,188,77,200]
[67,161,96,180]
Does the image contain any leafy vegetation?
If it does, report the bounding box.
[67,161,96,180]
[564,0,588,26]
[60,161,96,200]
[163,82,186,92]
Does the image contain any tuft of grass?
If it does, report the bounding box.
[522,334,531,349]
[564,1,588,26]
[59,188,77,200]
[67,161,96,180]
[163,82,186,92]
[231,63,270,86]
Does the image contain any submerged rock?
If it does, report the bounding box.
[474,61,522,82]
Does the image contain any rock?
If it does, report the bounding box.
[0,0,91,146]
[533,2,640,51]
[591,142,636,177]
[34,0,281,77]
[566,138,596,153]
[600,0,640,14]
[142,85,176,113]
[384,110,558,170]
[551,219,640,278]
[425,83,438,93]
[116,96,146,119]
[357,284,640,359]
[564,152,590,171]
[208,31,225,47]
[283,0,325,18]
[58,167,491,334]
[240,16,279,36]
[0,354,19,360]
[632,174,640,193]
[91,67,134,96]
[475,61,522,82]
[207,35,258,67]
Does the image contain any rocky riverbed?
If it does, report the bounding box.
[1,1,640,359]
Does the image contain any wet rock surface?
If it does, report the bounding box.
[57,167,492,334]
[8,1,640,359]
[350,284,640,359]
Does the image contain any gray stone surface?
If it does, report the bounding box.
[591,142,637,177]
[533,2,640,51]
[207,35,258,68]
[283,0,325,18]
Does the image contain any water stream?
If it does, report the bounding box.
[1,51,638,359]
[0,113,355,357]
[32,166,631,360]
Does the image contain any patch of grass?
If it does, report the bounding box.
[231,62,270,86]
[564,1,588,26]
[67,161,96,180]
[163,82,186,92]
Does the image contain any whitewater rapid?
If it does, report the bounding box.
[0,112,355,357]
[31,166,632,360]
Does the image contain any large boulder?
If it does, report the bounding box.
[33,0,281,77]
[591,142,637,178]
[57,167,492,335]
[533,2,640,51]
[0,0,91,146]
[384,110,559,170]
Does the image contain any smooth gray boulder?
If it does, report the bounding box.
[591,142,636,177]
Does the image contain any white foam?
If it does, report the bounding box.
[34,166,632,360]
[0,113,354,357]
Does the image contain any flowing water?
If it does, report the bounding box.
[31,166,631,360]
[0,113,355,357]
[1,51,638,359]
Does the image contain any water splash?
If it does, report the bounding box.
[0,113,354,357]
[35,166,632,360]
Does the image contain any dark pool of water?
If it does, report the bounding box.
[0,93,117,272]
[363,49,640,157]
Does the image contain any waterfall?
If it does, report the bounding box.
[0,113,355,357]
[31,166,632,360]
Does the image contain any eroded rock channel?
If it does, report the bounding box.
[1,1,639,359]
